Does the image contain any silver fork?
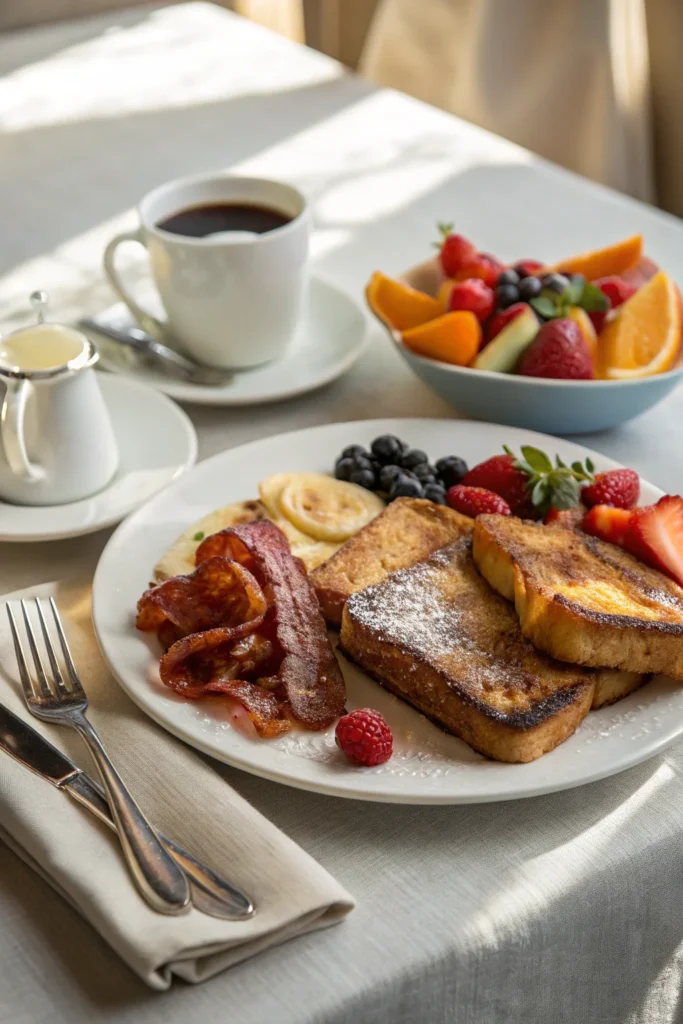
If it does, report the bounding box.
[7,598,191,915]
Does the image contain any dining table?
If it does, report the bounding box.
[2,4,683,1022]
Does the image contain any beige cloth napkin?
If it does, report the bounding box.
[0,579,354,990]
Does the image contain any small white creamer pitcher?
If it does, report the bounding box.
[0,294,119,506]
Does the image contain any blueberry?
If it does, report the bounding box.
[400,448,429,470]
[435,455,468,487]
[351,454,374,473]
[389,475,424,500]
[371,434,404,465]
[497,269,520,287]
[350,468,376,490]
[412,462,437,483]
[378,464,402,492]
[495,284,520,309]
[423,483,447,504]
[334,457,354,482]
[542,273,569,294]
[517,276,542,300]
[341,444,368,460]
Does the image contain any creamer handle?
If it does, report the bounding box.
[1,379,43,482]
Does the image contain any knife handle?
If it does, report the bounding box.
[64,774,253,920]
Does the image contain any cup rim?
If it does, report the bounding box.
[138,172,309,246]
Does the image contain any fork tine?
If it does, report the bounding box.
[34,599,69,696]
[6,604,37,702]
[19,600,52,699]
[48,597,84,696]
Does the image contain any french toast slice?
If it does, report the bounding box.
[311,497,471,625]
[340,534,595,762]
[473,514,683,680]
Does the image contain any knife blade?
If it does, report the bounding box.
[0,703,253,920]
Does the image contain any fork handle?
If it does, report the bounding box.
[72,713,190,915]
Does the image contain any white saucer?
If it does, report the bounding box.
[90,276,367,406]
[0,374,196,542]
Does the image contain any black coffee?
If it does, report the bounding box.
[156,202,292,238]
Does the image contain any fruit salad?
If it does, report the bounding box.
[366,230,682,381]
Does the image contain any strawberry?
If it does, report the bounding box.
[462,453,535,517]
[435,223,477,277]
[514,259,544,277]
[588,276,638,333]
[582,468,640,510]
[517,318,594,379]
[466,446,596,519]
[582,504,633,546]
[544,504,587,529]
[624,496,683,586]
[455,253,503,289]
[447,279,495,323]
[446,485,511,518]
[486,302,529,342]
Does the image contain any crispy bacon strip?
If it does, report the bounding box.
[136,556,266,644]
[159,627,289,737]
[137,557,289,734]
[196,520,346,729]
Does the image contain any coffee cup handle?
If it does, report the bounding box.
[103,228,167,342]
[1,380,44,482]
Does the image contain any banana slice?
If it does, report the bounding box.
[277,473,384,542]
[259,473,293,520]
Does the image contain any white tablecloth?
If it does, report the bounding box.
[1,5,683,1022]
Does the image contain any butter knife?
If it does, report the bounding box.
[0,703,253,920]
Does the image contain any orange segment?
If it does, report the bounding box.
[598,270,681,379]
[542,234,643,281]
[402,311,481,366]
[567,306,598,361]
[366,271,441,331]
[437,278,455,311]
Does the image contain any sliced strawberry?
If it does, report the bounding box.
[544,504,587,530]
[582,505,633,547]
[624,496,683,586]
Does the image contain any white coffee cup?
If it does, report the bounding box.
[103,174,310,370]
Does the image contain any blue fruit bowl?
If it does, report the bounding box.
[375,260,683,436]
[395,347,683,435]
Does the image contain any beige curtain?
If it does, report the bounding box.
[361,0,657,205]
[359,0,683,217]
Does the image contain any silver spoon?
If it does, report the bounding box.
[79,317,233,387]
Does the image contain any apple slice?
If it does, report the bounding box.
[474,306,539,372]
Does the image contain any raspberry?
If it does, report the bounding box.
[335,709,393,767]
[582,468,640,510]
[588,276,638,333]
[456,253,502,289]
[446,485,511,518]
[447,279,495,323]
[486,302,529,342]
[436,225,477,278]
[462,453,535,518]
[517,318,593,379]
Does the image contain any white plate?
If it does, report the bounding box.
[92,418,681,804]
[91,276,367,406]
[0,375,196,542]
